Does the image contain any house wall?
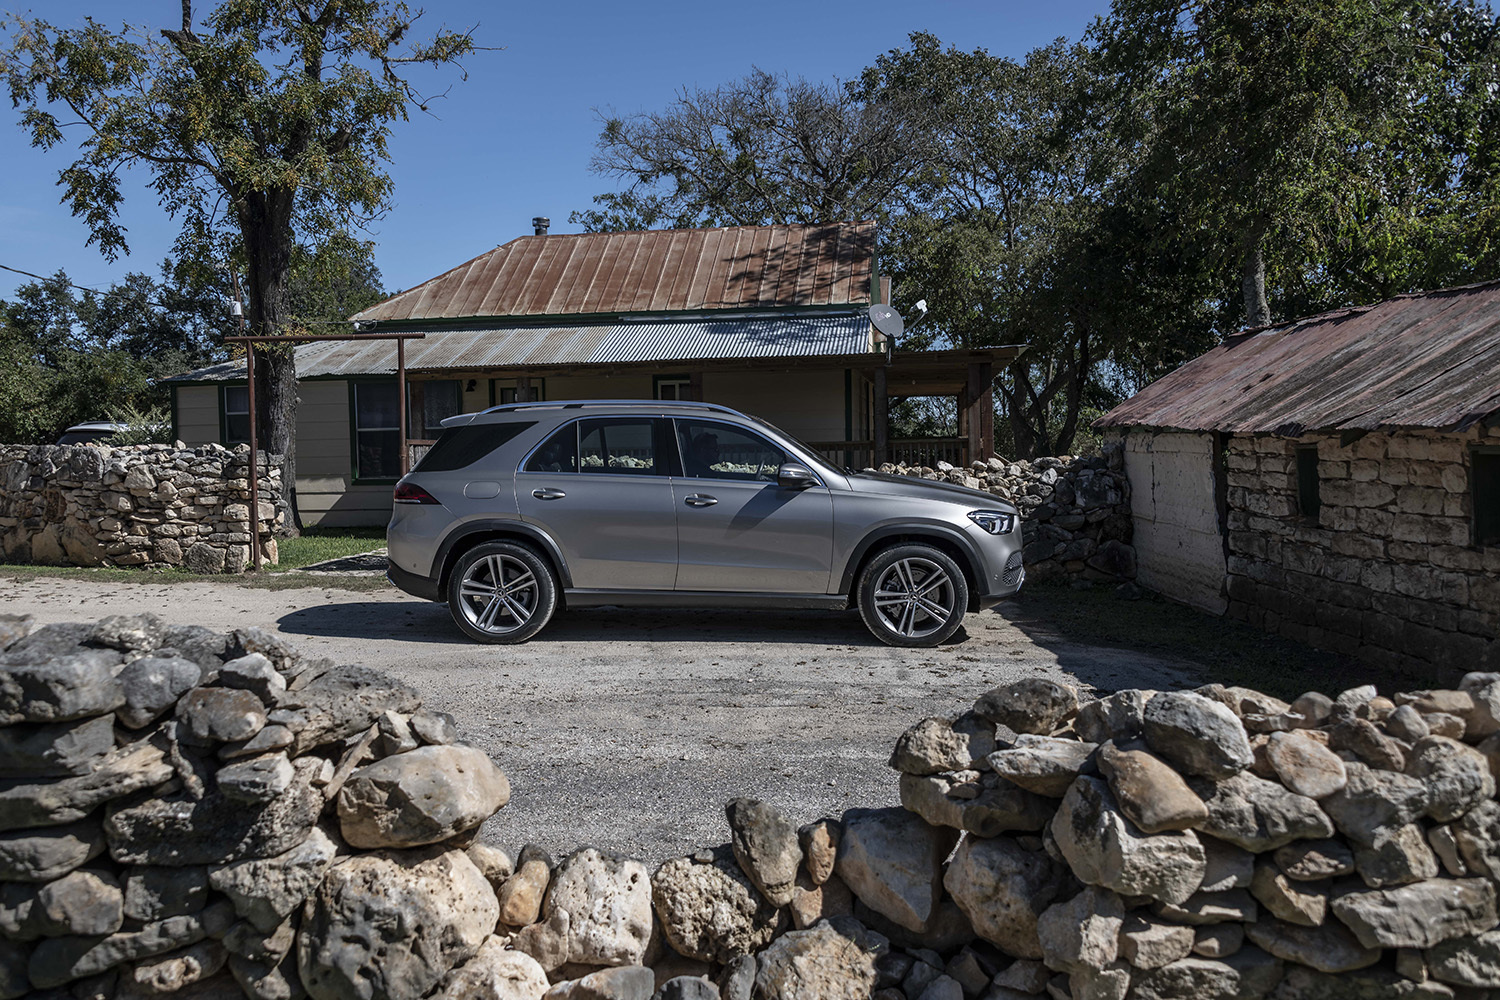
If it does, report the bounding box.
[699,370,847,442]
[175,386,220,445]
[1224,427,1500,680]
[1120,431,1228,614]
[296,380,394,528]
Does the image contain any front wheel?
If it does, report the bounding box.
[856,544,969,647]
[447,541,558,644]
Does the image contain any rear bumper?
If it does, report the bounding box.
[387,560,442,602]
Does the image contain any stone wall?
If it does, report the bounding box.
[10,614,1499,1000]
[1224,427,1500,679]
[0,444,281,572]
[883,442,1136,585]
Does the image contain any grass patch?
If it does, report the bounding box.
[271,527,385,571]
[1003,580,1411,701]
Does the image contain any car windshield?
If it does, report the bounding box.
[746,415,847,477]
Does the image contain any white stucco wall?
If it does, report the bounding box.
[1123,430,1228,614]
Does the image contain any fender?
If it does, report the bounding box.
[434,518,574,591]
[837,523,987,597]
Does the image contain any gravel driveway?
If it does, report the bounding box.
[1,573,1206,864]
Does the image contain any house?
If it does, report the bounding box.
[1095,281,1500,678]
[169,221,1021,526]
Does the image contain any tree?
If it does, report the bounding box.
[3,1,479,530]
[1094,0,1500,328]
[571,68,933,231]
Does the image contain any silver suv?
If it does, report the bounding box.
[386,400,1024,647]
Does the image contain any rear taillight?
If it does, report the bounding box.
[393,482,441,505]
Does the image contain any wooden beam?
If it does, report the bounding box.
[874,367,888,466]
[965,361,994,464]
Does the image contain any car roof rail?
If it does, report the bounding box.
[478,399,746,418]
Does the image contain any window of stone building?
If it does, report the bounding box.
[1296,446,1321,521]
[1475,449,1500,546]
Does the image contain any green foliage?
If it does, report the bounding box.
[102,402,173,446]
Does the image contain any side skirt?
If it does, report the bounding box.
[563,590,849,611]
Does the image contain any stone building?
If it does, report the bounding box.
[1096,282,1500,678]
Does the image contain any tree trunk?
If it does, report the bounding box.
[238,190,302,536]
[1241,224,1270,328]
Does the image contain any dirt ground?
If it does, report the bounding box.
[0,572,1209,865]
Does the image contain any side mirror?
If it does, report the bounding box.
[777,463,816,490]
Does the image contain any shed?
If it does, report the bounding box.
[170,221,1021,526]
[1096,281,1500,677]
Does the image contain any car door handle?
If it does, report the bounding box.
[532,488,567,500]
[684,494,718,507]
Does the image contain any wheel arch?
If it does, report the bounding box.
[435,520,572,597]
[840,527,984,612]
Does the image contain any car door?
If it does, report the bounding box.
[514,417,678,590]
[671,418,834,593]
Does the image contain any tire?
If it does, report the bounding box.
[856,543,969,647]
[446,541,558,644]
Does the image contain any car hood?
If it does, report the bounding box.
[844,471,1013,509]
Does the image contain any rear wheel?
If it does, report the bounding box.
[856,543,968,647]
[447,541,557,644]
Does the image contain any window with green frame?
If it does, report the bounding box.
[351,382,401,480]
[222,385,250,445]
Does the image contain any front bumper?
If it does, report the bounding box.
[971,542,1026,610]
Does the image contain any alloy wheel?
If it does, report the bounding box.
[871,556,956,640]
[456,552,539,634]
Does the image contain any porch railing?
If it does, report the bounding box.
[806,438,968,471]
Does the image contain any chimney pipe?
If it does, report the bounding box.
[532,216,550,236]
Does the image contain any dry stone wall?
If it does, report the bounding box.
[0,444,281,572]
[1224,427,1500,678]
[883,443,1136,585]
[9,614,1500,1000]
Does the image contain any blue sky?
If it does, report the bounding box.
[0,0,1109,303]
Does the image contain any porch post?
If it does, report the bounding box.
[873,367,888,466]
[517,375,534,402]
[957,386,971,465]
[965,361,994,463]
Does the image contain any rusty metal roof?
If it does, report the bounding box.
[169,314,877,382]
[1096,282,1500,435]
[351,222,876,324]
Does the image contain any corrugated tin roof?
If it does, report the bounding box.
[169,315,876,382]
[1095,282,1500,435]
[351,222,876,323]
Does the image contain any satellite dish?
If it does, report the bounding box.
[869,303,904,341]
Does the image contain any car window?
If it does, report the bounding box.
[415,422,536,473]
[524,423,579,473]
[579,418,657,475]
[675,419,787,482]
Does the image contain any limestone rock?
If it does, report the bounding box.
[0,714,115,778]
[411,709,459,745]
[500,846,553,928]
[1330,878,1497,949]
[1193,771,1335,852]
[278,665,422,754]
[1075,690,1153,744]
[1243,919,1379,973]
[1250,861,1327,925]
[0,613,33,650]
[899,771,1054,837]
[123,866,210,922]
[543,965,654,1000]
[1051,777,1205,905]
[0,739,174,832]
[989,736,1098,798]
[1153,890,1258,925]
[1264,732,1347,800]
[1198,838,1254,892]
[889,715,996,775]
[1328,715,1406,772]
[216,753,295,804]
[1321,762,1429,846]
[28,899,235,989]
[799,820,839,886]
[787,872,853,930]
[511,907,570,972]
[176,687,267,743]
[1192,925,1243,959]
[725,798,801,907]
[942,835,1068,960]
[751,917,889,1000]
[106,757,323,866]
[298,847,498,1000]
[1118,915,1194,970]
[337,744,510,849]
[973,680,1078,736]
[0,819,105,881]
[1353,823,1440,887]
[545,848,653,968]
[0,649,125,724]
[1096,743,1206,834]
[34,868,123,937]
[835,807,957,933]
[1270,964,1456,999]
[1427,929,1500,989]
[1454,800,1500,877]
[1387,705,1431,743]
[125,939,228,996]
[1142,692,1253,779]
[209,826,337,933]
[1036,886,1123,973]
[1273,840,1355,881]
[1127,947,1283,1000]
[650,849,782,965]
[1407,736,1495,823]
[655,975,719,1000]
[219,653,287,703]
[116,656,202,729]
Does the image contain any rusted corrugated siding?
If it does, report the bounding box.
[352,222,875,323]
[1096,282,1500,434]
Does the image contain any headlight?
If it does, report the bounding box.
[968,509,1016,535]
